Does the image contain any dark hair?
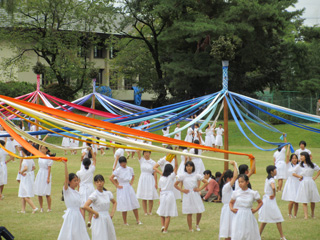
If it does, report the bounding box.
[163,164,174,177]
[184,161,195,173]
[300,152,314,168]
[21,147,31,156]
[238,174,249,182]
[0,140,5,146]
[193,139,200,154]
[219,124,222,126]
[195,123,199,128]
[83,158,92,170]
[299,141,306,147]
[163,127,167,131]
[289,154,298,165]
[86,139,92,147]
[206,125,210,129]
[179,146,187,150]
[238,164,249,174]
[176,123,180,126]
[119,156,127,164]
[69,173,78,182]
[143,150,151,155]
[266,165,277,179]
[220,169,234,191]
[203,170,212,177]
[277,145,282,152]
[94,174,105,182]
[215,171,222,178]
[18,121,23,129]
[166,145,173,150]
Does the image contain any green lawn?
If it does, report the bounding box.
[1,121,320,240]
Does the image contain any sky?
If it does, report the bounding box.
[289,0,320,26]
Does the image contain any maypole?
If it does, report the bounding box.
[222,60,229,171]
[35,74,40,133]
[92,79,96,119]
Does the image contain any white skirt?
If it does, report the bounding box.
[173,181,181,200]
[34,168,51,196]
[184,135,193,143]
[295,177,320,203]
[157,191,178,217]
[177,161,186,176]
[0,166,4,186]
[282,176,300,202]
[219,204,234,239]
[136,172,159,200]
[258,195,284,223]
[116,183,140,212]
[57,208,90,240]
[5,139,15,153]
[91,211,116,240]
[275,161,287,179]
[191,158,205,176]
[211,135,216,145]
[215,135,223,147]
[79,183,95,205]
[0,163,7,185]
[231,208,261,240]
[18,172,34,198]
[204,135,213,147]
[61,137,70,147]
[182,190,205,214]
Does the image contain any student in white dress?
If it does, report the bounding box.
[155,155,178,233]
[293,152,320,219]
[34,143,54,213]
[0,140,11,197]
[234,159,256,190]
[136,150,159,215]
[229,174,263,240]
[219,161,238,240]
[5,137,16,162]
[174,161,208,232]
[61,137,70,155]
[188,140,205,176]
[70,137,79,155]
[80,140,96,170]
[259,166,286,240]
[77,156,96,227]
[193,124,203,143]
[204,123,215,147]
[273,134,288,191]
[110,156,141,225]
[184,127,194,143]
[177,146,189,176]
[83,174,117,240]
[282,148,300,218]
[295,140,312,160]
[113,146,125,171]
[96,136,106,156]
[162,126,170,147]
[173,123,181,150]
[58,162,90,240]
[215,124,224,148]
[18,147,38,214]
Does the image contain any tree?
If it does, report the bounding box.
[0,0,113,98]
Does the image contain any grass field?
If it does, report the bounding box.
[0,121,320,240]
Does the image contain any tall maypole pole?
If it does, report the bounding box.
[222,60,229,171]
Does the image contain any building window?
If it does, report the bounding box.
[94,45,104,58]
[109,46,118,59]
[96,69,104,86]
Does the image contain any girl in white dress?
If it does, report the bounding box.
[282,147,300,218]
[184,127,194,143]
[215,124,224,148]
[162,126,170,147]
[0,140,9,197]
[18,147,38,214]
[259,165,286,240]
[234,159,256,190]
[293,152,320,219]
[188,140,205,176]
[113,147,125,171]
[110,156,141,225]
[204,123,214,147]
[80,141,96,170]
[219,161,238,240]
[34,144,54,212]
[174,161,208,232]
[177,146,188,176]
[96,136,106,156]
[76,156,96,227]
[173,123,181,150]
[83,174,117,240]
[61,137,70,155]
[295,140,312,160]
[70,137,79,155]
[155,156,178,233]
[58,162,90,240]
[273,136,287,191]
[229,174,263,240]
[136,150,159,215]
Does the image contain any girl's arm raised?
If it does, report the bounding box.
[83,199,99,219]
[137,150,142,160]
[174,157,178,175]
[63,161,68,191]
[91,148,96,167]
[285,145,291,164]
[229,161,238,186]
[247,158,256,178]
[113,155,119,171]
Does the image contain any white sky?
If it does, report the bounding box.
[289,0,320,26]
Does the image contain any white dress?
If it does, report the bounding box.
[113,166,140,212]
[295,148,312,160]
[193,128,203,142]
[70,138,79,148]
[189,148,205,176]
[0,162,4,186]
[173,127,181,141]
[136,157,159,200]
[76,166,96,205]
[273,148,287,179]
[219,182,234,239]
[231,188,261,240]
[157,172,178,217]
[282,163,300,201]
[258,178,284,223]
[294,163,320,203]
[18,160,35,198]
[205,128,214,147]
[0,149,8,185]
[157,157,181,200]
[5,138,16,153]
[113,148,124,170]
[57,187,90,240]
[215,128,224,147]
[184,127,193,143]
[177,149,189,176]
[61,137,70,147]
[177,172,205,214]
[34,157,53,196]
[89,190,116,240]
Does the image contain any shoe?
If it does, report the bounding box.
[189,229,194,232]
[137,221,143,225]
[288,214,292,218]
[280,237,287,240]
[87,222,91,228]
[32,208,38,214]
[196,225,200,232]
[144,213,148,216]
[40,208,44,213]
[161,226,165,232]
[148,212,152,215]
[124,223,129,226]
[17,211,25,214]
[163,231,168,234]
[47,209,52,212]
